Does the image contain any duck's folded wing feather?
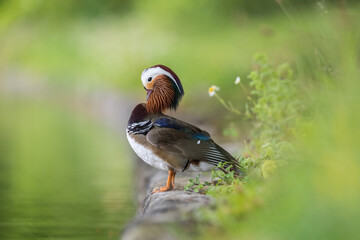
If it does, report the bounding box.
[146,119,241,172]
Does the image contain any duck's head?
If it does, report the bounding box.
[141,64,184,114]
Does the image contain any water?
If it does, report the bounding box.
[0,99,135,239]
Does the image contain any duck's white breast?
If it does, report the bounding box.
[126,132,169,171]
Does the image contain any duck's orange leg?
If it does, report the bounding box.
[151,169,176,194]
[171,171,176,187]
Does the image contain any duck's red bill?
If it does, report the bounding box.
[146,89,153,101]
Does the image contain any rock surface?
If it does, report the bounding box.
[122,157,213,240]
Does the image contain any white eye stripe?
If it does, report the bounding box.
[141,67,182,93]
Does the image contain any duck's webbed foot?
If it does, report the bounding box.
[150,169,176,195]
[151,185,173,194]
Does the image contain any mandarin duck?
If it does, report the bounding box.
[127,65,243,194]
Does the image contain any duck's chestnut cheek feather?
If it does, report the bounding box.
[145,78,156,90]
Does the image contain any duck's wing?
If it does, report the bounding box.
[146,116,243,174]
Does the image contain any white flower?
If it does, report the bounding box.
[208,85,220,97]
[197,140,201,144]
[234,76,241,85]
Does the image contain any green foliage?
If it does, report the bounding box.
[201,53,299,190]
[184,162,236,193]
[209,53,300,147]
[195,181,263,230]
[184,174,211,193]
[246,53,300,144]
[194,3,360,240]
[211,162,236,185]
[186,53,300,194]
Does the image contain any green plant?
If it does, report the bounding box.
[187,54,299,193]
[208,53,300,146]
[246,53,300,144]
[184,174,211,193]
[184,53,302,240]
[194,3,360,239]
[184,162,236,193]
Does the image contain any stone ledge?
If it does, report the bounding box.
[122,157,212,240]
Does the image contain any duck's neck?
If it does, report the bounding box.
[128,103,149,124]
[145,101,165,115]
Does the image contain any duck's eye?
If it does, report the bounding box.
[147,77,152,82]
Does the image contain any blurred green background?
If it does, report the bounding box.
[0,0,359,239]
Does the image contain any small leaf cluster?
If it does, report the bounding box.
[240,139,293,181]
[184,174,211,193]
[211,162,236,185]
[184,162,238,193]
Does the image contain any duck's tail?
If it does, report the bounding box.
[212,142,245,178]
